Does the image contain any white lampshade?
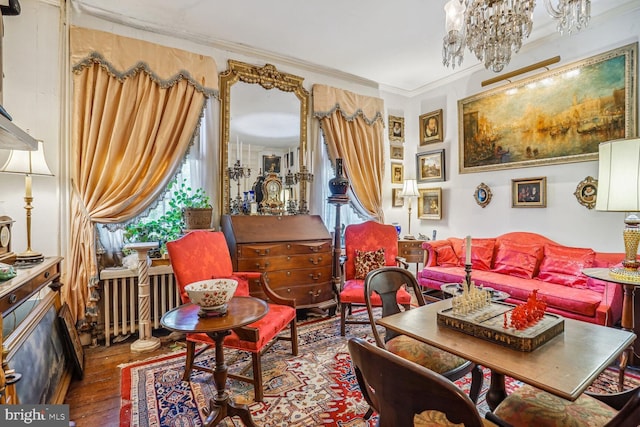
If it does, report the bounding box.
[596,138,640,212]
[401,179,419,198]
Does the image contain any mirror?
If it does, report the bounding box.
[219,60,310,216]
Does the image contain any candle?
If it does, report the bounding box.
[465,235,472,265]
[236,136,239,161]
[240,141,243,164]
[248,144,251,164]
[25,175,32,198]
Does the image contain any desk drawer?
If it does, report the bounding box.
[238,253,331,272]
[238,241,331,258]
[275,282,335,307]
[264,265,332,288]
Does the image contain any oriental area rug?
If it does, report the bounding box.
[120,311,640,427]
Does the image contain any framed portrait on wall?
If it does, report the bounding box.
[390,145,404,160]
[389,115,405,142]
[263,155,281,174]
[418,188,442,220]
[419,109,443,145]
[512,177,547,208]
[391,163,403,184]
[392,188,404,207]
[417,149,445,183]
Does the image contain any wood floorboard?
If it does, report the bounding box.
[64,335,177,427]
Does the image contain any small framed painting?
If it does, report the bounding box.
[419,109,443,145]
[391,163,403,184]
[512,177,547,208]
[263,155,281,174]
[389,115,405,142]
[417,149,445,183]
[392,188,404,207]
[390,145,404,160]
[418,187,442,220]
[574,176,598,209]
[474,182,492,208]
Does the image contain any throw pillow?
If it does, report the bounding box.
[355,248,386,279]
[435,245,460,267]
[537,244,596,287]
[453,238,496,271]
[492,240,544,279]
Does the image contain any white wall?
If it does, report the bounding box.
[0,0,62,258]
[0,0,638,261]
[381,6,640,253]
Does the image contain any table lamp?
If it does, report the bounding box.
[596,138,640,282]
[0,139,53,263]
[400,179,419,239]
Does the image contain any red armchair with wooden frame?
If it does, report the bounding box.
[338,221,411,336]
[166,230,298,402]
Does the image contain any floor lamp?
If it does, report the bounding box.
[0,140,53,263]
[401,179,419,239]
[596,138,640,282]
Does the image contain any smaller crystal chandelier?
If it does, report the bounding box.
[442,0,591,73]
[544,0,591,35]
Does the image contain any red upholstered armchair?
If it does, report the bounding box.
[339,221,411,336]
[166,230,298,402]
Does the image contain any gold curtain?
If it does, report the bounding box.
[312,84,385,221]
[66,27,218,323]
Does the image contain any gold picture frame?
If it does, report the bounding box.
[391,163,403,184]
[419,109,443,145]
[474,182,492,208]
[389,115,405,142]
[512,177,547,208]
[390,144,404,160]
[418,187,442,220]
[392,188,404,207]
[574,176,598,209]
[459,43,637,174]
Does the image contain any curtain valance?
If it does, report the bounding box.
[312,84,384,125]
[70,26,218,96]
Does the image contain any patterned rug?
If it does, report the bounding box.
[120,311,640,427]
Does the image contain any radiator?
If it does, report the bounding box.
[99,264,181,346]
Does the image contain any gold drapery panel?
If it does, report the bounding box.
[66,27,218,324]
[312,84,385,221]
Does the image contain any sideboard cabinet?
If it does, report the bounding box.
[221,215,336,311]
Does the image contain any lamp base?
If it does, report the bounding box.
[15,250,44,264]
[609,266,640,283]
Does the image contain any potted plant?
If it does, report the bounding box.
[124,179,212,256]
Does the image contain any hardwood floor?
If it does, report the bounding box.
[64,334,179,427]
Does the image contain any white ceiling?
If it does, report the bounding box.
[72,0,634,93]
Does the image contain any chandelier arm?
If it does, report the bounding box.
[543,0,563,19]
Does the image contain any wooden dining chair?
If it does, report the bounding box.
[166,230,298,402]
[486,383,640,427]
[348,337,496,427]
[364,267,484,406]
[339,221,411,336]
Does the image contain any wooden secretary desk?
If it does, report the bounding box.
[221,215,337,312]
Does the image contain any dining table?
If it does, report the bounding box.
[376,298,636,410]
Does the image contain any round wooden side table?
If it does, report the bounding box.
[161,297,268,427]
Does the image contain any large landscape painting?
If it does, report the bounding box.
[458,43,637,173]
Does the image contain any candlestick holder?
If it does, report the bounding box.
[295,165,313,214]
[227,160,251,214]
[464,263,472,290]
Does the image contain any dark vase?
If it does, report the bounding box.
[328,158,349,195]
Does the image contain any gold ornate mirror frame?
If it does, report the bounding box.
[219,60,310,215]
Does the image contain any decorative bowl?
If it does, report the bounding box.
[184,279,238,314]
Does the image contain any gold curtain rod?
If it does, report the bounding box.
[481,56,561,87]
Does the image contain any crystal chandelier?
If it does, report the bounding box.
[544,0,591,35]
[442,0,591,73]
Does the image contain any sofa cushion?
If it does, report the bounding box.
[435,244,460,267]
[355,248,386,279]
[492,240,544,279]
[537,244,596,287]
[450,237,496,271]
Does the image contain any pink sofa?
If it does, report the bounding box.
[417,232,624,326]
